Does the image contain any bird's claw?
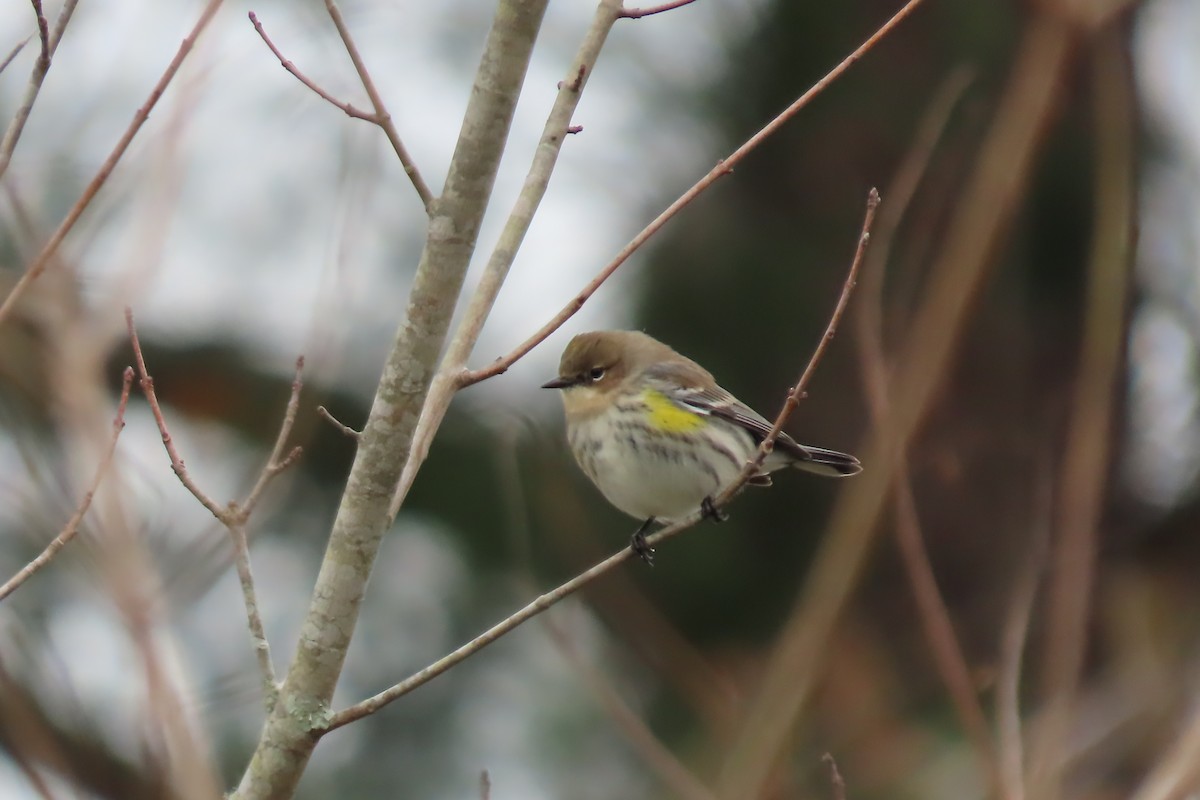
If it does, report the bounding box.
[631,529,655,566]
[701,496,728,523]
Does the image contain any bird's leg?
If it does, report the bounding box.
[630,518,656,566]
[701,496,728,523]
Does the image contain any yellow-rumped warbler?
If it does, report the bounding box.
[542,330,861,563]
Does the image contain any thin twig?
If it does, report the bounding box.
[30,0,49,69]
[0,0,79,182]
[823,754,847,800]
[0,368,134,602]
[324,0,435,211]
[317,405,361,439]
[619,0,698,19]
[1029,24,1133,800]
[247,12,377,121]
[716,189,877,492]
[323,190,876,732]
[459,0,923,388]
[0,36,30,77]
[997,461,1053,800]
[126,308,292,707]
[0,0,221,328]
[240,356,305,519]
[480,771,491,800]
[126,309,226,519]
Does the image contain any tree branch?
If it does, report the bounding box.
[0,0,223,328]
[0,0,80,182]
[247,7,435,212]
[126,310,302,711]
[851,68,1006,797]
[325,0,435,212]
[619,0,698,19]
[0,368,133,602]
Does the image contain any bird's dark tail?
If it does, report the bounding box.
[791,445,862,478]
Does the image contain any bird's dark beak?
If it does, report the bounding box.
[541,376,575,389]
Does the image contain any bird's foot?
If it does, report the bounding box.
[701,496,728,523]
[630,518,656,566]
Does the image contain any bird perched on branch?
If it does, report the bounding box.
[543,330,860,564]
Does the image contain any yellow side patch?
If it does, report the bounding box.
[642,389,706,433]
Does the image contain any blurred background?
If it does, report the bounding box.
[0,0,1197,798]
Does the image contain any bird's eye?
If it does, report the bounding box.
[588,367,606,382]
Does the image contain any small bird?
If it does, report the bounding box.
[542,330,861,564]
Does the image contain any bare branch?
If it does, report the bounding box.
[0,0,80,181]
[126,309,226,519]
[619,0,698,20]
[1029,23,1134,799]
[126,308,285,708]
[0,36,31,78]
[240,356,306,519]
[460,0,925,388]
[317,405,361,439]
[324,191,875,731]
[851,69,1006,797]
[325,0,435,211]
[0,368,134,602]
[823,754,847,800]
[706,188,877,500]
[30,1,49,68]
[248,12,378,121]
[0,0,223,328]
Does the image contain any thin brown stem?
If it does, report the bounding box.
[240,356,305,519]
[248,12,378,121]
[0,36,31,77]
[823,754,848,800]
[1029,24,1134,800]
[459,0,923,388]
[317,405,361,439]
[324,190,875,732]
[721,188,877,490]
[126,309,226,519]
[30,1,48,68]
[0,368,134,602]
[324,0,435,211]
[0,0,222,328]
[851,72,1005,797]
[126,308,294,708]
[0,0,79,181]
[619,0,698,19]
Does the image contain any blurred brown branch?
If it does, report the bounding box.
[0,367,133,602]
[714,12,1081,799]
[1028,21,1135,800]
[247,6,435,211]
[0,0,223,328]
[126,310,306,710]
